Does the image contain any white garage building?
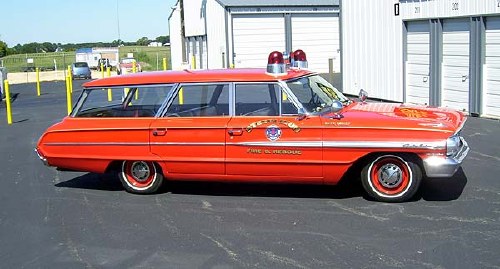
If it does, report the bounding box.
[170,0,500,119]
[169,0,340,73]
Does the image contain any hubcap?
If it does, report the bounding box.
[377,163,403,188]
[130,161,151,182]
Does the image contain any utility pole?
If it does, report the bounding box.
[180,0,186,62]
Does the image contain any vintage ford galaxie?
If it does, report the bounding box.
[36,51,469,202]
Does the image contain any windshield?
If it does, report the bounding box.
[285,75,349,113]
[121,58,136,64]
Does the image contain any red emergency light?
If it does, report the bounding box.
[291,49,308,69]
[266,51,287,74]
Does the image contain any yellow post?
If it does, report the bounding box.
[106,66,112,101]
[282,92,288,101]
[36,67,41,96]
[230,63,235,69]
[4,80,12,124]
[101,62,104,78]
[132,61,137,73]
[67,65,73,93]
[162,58,167,71]
[179,88,184,105]
[66,74,72,115]
[191,55,196,69]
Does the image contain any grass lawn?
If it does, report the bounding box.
[1,46,171,72]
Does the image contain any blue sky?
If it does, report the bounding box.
[0,0,178,46]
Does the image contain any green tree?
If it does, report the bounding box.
[155,35,170,45]
[0,40,8,57]
[136,37,150,46]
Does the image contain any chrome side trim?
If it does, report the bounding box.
[34,148,48,166]
[44,142,149,146]
[324,141,445,150]
[151,142,225,146]
[228,140,445,150]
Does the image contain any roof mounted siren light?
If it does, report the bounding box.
[266,51,287,75]
[291,49,308,69]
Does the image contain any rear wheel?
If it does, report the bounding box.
[119,160,163,194]
[361,155,422,202]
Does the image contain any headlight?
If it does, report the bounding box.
[446,135,462,156]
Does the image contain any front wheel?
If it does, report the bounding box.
[119,160,163,194]
[361,155,422,202]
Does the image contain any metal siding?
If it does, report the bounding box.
[291,14,340,73]
[441,19,470,112]
[232,14,286,68]
[206,0,227,69]
[169,5,184,70]
[341,0,403,101]
[484,16,500,118]
[184,0,207,37]
[405,21,431,105]
[400,0,500,20]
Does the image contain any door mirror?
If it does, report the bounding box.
[331,100,343,113]
[359,89,368,103]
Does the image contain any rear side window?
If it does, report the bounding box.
[165,84,229,117]
[73,85,173,117]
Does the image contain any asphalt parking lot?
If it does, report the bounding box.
[0,81,499,268]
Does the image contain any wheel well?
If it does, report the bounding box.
[105,160,165,175]
[338,152,423,184]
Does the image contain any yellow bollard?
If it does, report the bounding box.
[107,67,112,101]
[282,92,288,101]
[67,65,73,93]
[101,62,105,78]
[163,58,167,71]
[4,80,12,124]
[36,68,41,96]
[230,63,235,69]
[178,88,184,105]
[132,61,137,73]
[107,88,113,102]
[191,55,196,69]
[66,74,72,115]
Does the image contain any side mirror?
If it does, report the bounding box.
[331,100,343,113]
[359,89,368,104]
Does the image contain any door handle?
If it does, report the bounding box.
[152,128,167,136]
[228,129,243,136]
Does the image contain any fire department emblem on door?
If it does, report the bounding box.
[266,125,282,141]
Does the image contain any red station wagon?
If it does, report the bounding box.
[36,50,469,202]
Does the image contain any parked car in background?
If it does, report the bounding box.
[116,58,142,75]
[97,58,112,71]
[71,62,91,80]
[36,50,469,202]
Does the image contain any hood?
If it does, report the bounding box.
[330,102,466,134]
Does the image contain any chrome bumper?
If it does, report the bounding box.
[422,137,469,177]
[34,148,49,166]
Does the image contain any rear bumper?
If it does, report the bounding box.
[34,148,49,166]
[422,137,469,177]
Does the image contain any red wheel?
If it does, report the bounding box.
[119,161,163,194]
[361,155,422,202]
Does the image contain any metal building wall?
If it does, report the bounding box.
[399,0,500,20]
[168,2,183,70]
[184,0,207,37]
[205,0,228,69]
[341,0,404,101]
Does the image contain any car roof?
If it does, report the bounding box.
[83,68,314,88]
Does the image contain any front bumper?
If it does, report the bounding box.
[422,137,469,177]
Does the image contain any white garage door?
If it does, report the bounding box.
[291,14,340,73]
[233,15,285,68]
[441,19,470,112]
[484,17,500,118]
[405,21,430,105]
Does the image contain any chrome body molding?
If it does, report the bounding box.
[44,142,149,146]
[34,148,49,166]
[150,142,225,146]
[230,141,445,150]
[422,137,470,177]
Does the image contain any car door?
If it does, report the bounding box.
[225,82,323,182]
[150,83,231,175]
